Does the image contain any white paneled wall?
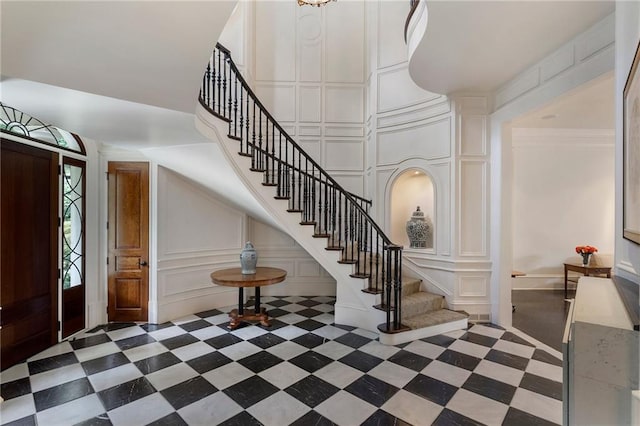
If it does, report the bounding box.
[156,167,246,322]
[369,1,491,319]
[155,167,334,323]
[249,220,336,297]
[511,128,615,290]
[251,1,367,196]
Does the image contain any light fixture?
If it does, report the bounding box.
[297,0,336,7]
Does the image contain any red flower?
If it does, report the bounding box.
[575,245,598,254]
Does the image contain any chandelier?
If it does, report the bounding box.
[297,0,336,7]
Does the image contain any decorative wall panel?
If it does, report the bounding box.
[377,118,451,165]
[325,126,365,137]
[576,15,614,61]
[158,168,243,257]
[459,276,488,297]
[377,100,450,129]
[297,260,321,277]
[250,220,296,249]
[297,9,322,82]
[299,86,322,122]
[458,160,487,256]
[540,45,574,82]
[325,140,364,171]
[299,126,322,136]
[459,115,487,156]
[325,1,365,83]
[255,1,296,82]
[332,174,364,196]
[377,66,440,113]
[377,1,408,69]
[299,140,322,165]
[325,86,364,123]
[431,162,451,256]
[255,84,296,123]
[495,67,540,108]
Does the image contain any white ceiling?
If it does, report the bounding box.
[512,71,614,129]
[408,1,615,95]
[1,1,237,114]
[0,1,236,147]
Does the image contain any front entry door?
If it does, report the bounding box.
[1,139,58,370]
[108,162,149,322]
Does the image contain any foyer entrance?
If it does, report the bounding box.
[1,139,58,370]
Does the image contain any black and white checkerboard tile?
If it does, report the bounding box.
[1,296,563,425]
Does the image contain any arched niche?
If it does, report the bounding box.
[390,169,435,249]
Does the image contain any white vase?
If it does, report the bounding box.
[240,241,257,274]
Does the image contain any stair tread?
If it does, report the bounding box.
[402,309,469,330]
[402,292,444,304]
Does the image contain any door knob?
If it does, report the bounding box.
[140,261,148,267]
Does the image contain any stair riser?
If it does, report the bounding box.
[401,297,444,319]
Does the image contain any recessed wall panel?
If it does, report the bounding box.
[255,85,296,123]
[255,1,296,82]
[333,174,364,197]
[299,140,322,165]
[325,86,364,123]
[298,9,323,82]
[158,168,243,256]
[459,160,487,256]
[325,140,364,171]
[541,45,574,82]
[459,276,488,297]
[250,219,296,249]
[460,116,487,156]
[298,261,321,277]
[325,1,364,83]
[299,86,321,122]
[378,67,440,113]
[377,1,409,69]
[325,126,364,137]
[377,118,451,165]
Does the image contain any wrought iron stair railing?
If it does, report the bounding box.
[199,43,407,333]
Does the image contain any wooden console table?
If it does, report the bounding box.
[210,267,286,329]
[563,262,612,298]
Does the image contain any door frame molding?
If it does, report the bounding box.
[100,150,157,324]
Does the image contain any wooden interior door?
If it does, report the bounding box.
[108,162,149,322]
[1,139,58,370]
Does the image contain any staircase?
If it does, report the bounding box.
[388,277,468,345]
[196,43,467,344]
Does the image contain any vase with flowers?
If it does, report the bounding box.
[575,245,598,266]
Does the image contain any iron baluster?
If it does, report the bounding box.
[258,111,263,171]
[233,73,238,138]
[264,114,269,181]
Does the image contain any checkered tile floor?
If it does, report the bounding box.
[0,296,563,425]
